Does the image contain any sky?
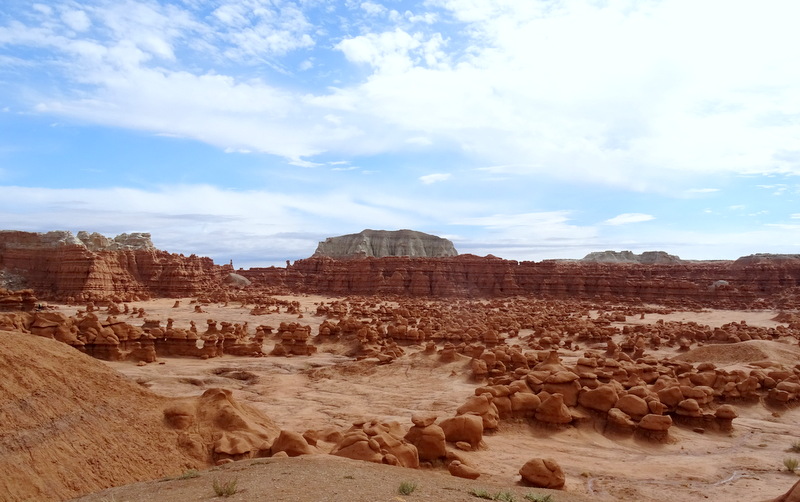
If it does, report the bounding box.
[1,0,799,268]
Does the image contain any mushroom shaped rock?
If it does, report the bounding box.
[542,371,581,406]
[578,384,619,413]
[606,407,636,433]
[270,430,314,457]
[615,394,650,421]
[330,430,383,464]
[456,394,500,430]
[676,398,703,418]
[714,404,738,432]
[448,460,481,480]
[411,412,437,428]
[656,385,684,410]
[533,350,567,373]
[636,414,672,442]
[510,392,541,417]
[534,393,572,425]
[439,414,484,448]
[404,422,447,462]
[519,458,566,489]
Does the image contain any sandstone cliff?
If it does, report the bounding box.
[0,230,229,301]
[313,229,458,259]
[4,230,800,309]
[241,254,800,309]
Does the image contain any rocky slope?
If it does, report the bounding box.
[0,330,281,501]
[313,229,458,258]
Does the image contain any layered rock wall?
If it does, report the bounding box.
[0,231,228,301]
[241,254,800,308]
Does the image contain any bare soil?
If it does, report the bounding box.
[39,298,800,501]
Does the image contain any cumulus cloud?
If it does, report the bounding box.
[604,213,655,226]
[4,0,800,190]
[419,173,451,184]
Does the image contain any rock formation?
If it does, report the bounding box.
[313,229,458,259]
[0,230,229,301]
[5,230,800,309]
[519,458,565,489]
[0,330,279,501]
[242,253,800,308]
[582,250,682,264]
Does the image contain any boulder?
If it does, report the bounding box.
[519,458,565,489]
[448,460,480,480]
[439,414,483,448]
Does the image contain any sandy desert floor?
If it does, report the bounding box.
[56,296,800,502]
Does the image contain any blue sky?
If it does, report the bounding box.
[1,0,799,268]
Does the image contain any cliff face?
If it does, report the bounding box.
[0,231,227,301]
[5,230,800,309]
[241,254,800,309]
[313,229,458,258]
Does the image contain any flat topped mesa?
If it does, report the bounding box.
[0,230,154,251]
[313,229,458,259]
[581,250,682,264]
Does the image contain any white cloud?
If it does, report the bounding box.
[62,10,91,32]
[604,213,655,226]
[791,214,800,219]
[4,0,800,193]
[0,184,451,266]
[361,2,387,16]
[406,136,432,146]
[419,173,451,184]
[685,188,719,194]
[289,159,323,168]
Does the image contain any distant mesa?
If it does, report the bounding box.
[581,250,682,264]
[0,230,154,251]
[313,229,458,259]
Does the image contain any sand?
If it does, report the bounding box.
[17,297,800,501]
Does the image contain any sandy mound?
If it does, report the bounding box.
[0,331,278,501]
[75,455,589,502]
[673,339,800,366]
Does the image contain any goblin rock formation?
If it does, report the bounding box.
[313,229,458,259]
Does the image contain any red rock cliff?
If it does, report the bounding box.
[0,231,228,301]
[241,254,800,308]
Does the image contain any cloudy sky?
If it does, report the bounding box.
[1,0,799,267]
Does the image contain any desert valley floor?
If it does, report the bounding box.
[4,295,793,502]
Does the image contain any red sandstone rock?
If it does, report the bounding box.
[519,458,565,489]
[439,414,483,448]
[270,430,314,457]
[448,460,480,479]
